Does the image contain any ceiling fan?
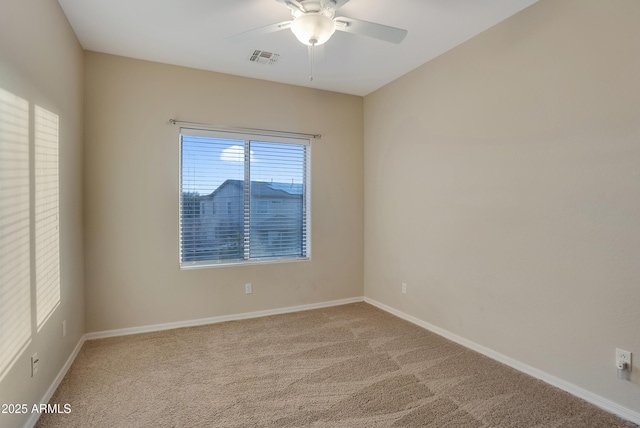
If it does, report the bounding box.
[230,0,408,47]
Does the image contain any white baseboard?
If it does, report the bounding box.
[86,296,364,340]
[30,296,638,427]
[24,335,86,428]
[364,297,640,425]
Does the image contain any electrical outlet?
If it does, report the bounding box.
[62,320,67,338]
[401,282,407,294]
[616,348,632,372]
[31,353,39,377]
[245,283,253,294]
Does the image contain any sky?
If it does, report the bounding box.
[181,134,307,196]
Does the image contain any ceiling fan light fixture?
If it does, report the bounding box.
[291,13,336,46]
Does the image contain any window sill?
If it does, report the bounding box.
[180,257,310,270]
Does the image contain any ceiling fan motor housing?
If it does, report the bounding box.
[291,12,336,46]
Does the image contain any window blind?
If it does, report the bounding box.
[35,106,60,329]
[180,128,310,267]
[0,88,31,379]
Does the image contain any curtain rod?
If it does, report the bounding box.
[169,119,321,140]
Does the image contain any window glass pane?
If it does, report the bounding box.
[179,129,309,267]
[181,135,244,263]
[0,88,31,379]
[249,141,306,259]
[35,106,60,330]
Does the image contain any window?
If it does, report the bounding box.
[179,128,310,267]
[0,89,60,381]
[0,88,31,380]
[35,106,60,329]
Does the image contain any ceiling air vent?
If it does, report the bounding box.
[249,50,280,65]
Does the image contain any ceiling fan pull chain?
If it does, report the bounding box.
[309,43,315,82]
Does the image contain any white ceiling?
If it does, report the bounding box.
[58,0,538,96]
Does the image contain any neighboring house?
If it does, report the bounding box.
[187,179,303,261]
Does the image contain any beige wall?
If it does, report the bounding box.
[83,52,364,332]
[4,0,637,424]
[0,0,84,427]
[364,0,640,414]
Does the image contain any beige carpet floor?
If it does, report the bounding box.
[37,303,637,427]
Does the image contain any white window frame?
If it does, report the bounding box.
[179,128,311,269]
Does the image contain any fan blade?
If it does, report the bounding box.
[226,21,292,43]
[334,17,407,44]
[274,0,305,13]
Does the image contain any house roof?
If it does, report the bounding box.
[202,180,303,200]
